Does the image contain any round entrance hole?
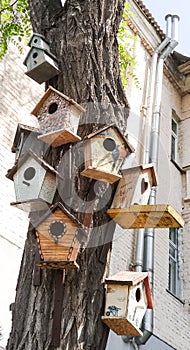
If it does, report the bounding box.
[34,38,38,43]
[103,138,116,152]
[23,167,36,181]
[135,287,141,302]
[48,102,58,114]
[49,221,66,238]
[32,52,38,59]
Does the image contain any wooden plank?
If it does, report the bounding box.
[81,167,121,184]
[11,200,48,212]
[107,204,184,229]
[37,261,79,269]
[38,129,81,147]
[102,316,142,336]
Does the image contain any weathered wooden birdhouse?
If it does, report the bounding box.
[35,202,84,269]
[23,33,60,84]
[11,123,47,162]
[107,163,184,229]
[6,150,61,212]
[102,271,153,337]
[31,86,85,147]
[28,33,50,52]
[111,164,157,209]
[81,125,134,184]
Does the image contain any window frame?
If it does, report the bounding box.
[171,110,179,163]
[168,228,181,299]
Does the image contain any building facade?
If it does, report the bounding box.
[0,1,190,349]
[107,1,190,349]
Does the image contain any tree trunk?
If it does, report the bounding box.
[7,0,129,349]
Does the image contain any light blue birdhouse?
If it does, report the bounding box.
[28,33,50,52]
[6,150,61,212]
[23,32,60,84]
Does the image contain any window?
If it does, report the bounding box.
[171,110,179,162]
[169,228,182,298]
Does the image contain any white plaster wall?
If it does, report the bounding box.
[108,28,190,350]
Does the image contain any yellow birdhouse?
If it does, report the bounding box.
[35,202,84,269]
[6,150,61,212]
[102,271,153,336]
[81,125,134,184]
[31,86,85,147]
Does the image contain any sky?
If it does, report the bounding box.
[142,0,190,56]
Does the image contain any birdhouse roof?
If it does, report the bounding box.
[34,202,84,228]
[84,124,135,153]
[105,271,153,309]
[31,86,86,116]
[28,33,49,47]
[23,47,58,66]
[11,123,41,153]
[6,149,62,181]
[122,163,158,187]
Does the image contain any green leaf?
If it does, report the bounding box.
[0,0,31,59]
[118,1,141,89]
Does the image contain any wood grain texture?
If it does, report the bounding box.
[101,317,143,336]
[81,167,122,184]
[107,204,184,229]
[38,129,81,147]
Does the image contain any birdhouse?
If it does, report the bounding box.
[81,125,134,184]
[23,45,60,84]
[102,271,153,336]
[111,164,157,209]
[35,202,84,269]
[31,86,85,147]
[6,150,61,212]
[11,123,47,162]
[28,33,51,52]
[107,163,184,229]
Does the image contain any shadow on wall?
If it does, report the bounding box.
[106,331,176,350]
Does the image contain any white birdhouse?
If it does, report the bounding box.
[31,86,85,147]
[81,125,134,184]
[23,46,60,84]
[11,123,47,162]
[28,33,50,52]
[35,202,85,270]
[111,164,157,209]
[6,150,61,212]
[102,271,153,336]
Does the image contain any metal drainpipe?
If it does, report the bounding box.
[134,35,172,276]
[135,14,179,346]
[123,14,179,347]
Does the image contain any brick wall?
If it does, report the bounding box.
[0,43,44,347]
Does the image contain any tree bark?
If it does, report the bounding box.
[7,0,129,349]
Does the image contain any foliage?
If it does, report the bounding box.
[0,0,31,59]
[118,1,141,89]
